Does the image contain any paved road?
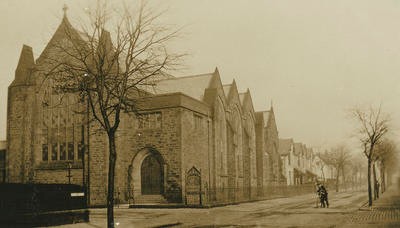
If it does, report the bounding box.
[57,190,368,228]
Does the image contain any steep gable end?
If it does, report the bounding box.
[36,15,81,64]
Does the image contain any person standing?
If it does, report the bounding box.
[317,184,329,208]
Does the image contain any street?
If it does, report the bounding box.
[56,190,368,227]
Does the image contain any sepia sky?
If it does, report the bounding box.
[1,0,400,152]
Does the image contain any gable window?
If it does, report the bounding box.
[51,143,58,161]
[59,143,66,160]
[42,144,48,161]
[67,142,74,160]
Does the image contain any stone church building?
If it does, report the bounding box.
[6,13,283,206]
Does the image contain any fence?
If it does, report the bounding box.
[0,183,88,226]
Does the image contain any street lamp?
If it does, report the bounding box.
[67,162,72,184]
[81,73,89,205]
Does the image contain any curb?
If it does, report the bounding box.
[358,201,371,211]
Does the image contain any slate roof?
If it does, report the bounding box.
[148,73,214,101]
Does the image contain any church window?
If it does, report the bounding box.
[78,142,84,160]
[68,142,74,160]
[51,143,58,161]
[42,144,48,161]
[59,143,66,160]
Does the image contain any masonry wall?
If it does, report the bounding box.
[180,108,210,204]
[87,121,108,206]
[255,119,264,196]
[212,97,229,203]
[7,85,35,183]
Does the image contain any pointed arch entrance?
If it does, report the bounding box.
[128,147,166,202]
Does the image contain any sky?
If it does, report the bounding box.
[1,0,400,152]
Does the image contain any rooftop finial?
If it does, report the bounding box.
[62,4,68,17]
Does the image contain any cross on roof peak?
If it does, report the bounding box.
[62,4,68,16]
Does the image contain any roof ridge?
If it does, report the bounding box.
[158,72,213,82]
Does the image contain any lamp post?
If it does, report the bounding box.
[81,73,89,205]
[67,162,72,184]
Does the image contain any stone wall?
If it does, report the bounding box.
[180,108,210,204]
[7,85,35,183]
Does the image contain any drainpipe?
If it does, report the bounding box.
[207,111,211,204]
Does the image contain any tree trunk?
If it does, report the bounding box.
[373,162,378,200]
[335,166,340,192]
[341,166,346,191]
[107,132,117,228]
[381,164,386,193]
[367,158,373,206]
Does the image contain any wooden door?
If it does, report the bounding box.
[141,155,163,194]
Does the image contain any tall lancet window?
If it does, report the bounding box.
[42,87,50,161]
[41,84,86,163]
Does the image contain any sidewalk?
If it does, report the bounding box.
[341,185,400,227]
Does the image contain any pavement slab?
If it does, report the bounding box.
[341,185,400,228]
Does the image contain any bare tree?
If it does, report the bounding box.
[349,153,364,190]
[320,145,351,192]
[374,139,397,193]
[316,153,326,182]
[40,1,184,227]
[351,106,389,206]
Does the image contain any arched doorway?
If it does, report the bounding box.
[141,155,164,194]
[128,147,166,202]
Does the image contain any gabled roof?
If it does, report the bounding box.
[37,14,79,64]
[240,89,256,115]
[224,80,242,113]
[279,138,293,155]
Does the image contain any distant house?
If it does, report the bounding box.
[293,143,306,185]
[0,141,5,183]
[304,147,317,183]
[279,138,295,185]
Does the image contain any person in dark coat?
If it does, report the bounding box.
[317,184,329,208]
